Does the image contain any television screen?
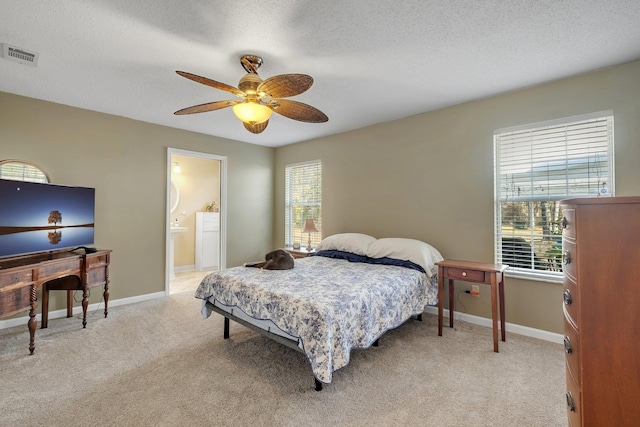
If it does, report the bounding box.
[0,179,95,258]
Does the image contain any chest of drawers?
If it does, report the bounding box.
[560,197,640,426]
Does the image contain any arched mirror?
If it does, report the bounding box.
[169,180,179,213]
[0,160,50,183]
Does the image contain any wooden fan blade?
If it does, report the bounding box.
[174,100,238,115]
[271,99,328,123]
[175,71,245,97]
[243,120,269,134]
[258,74,313,98]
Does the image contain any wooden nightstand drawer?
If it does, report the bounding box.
[445,267,485,283]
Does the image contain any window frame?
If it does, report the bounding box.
[284,160,322,248]
[494,111,614,283]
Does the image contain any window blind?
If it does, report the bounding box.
[0,161,49,183]
[494,112,614,281]
[285,160,322,248]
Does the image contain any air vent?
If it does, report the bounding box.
[2,43,39,67]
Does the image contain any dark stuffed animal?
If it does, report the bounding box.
[245,249,295,270]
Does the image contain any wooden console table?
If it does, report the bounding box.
[0,249,112,354]
[436,259,508,352]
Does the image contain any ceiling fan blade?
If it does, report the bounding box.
[243,120,269,134]
[271,99,328,123]
[176,71,245,97]
[258,74,313,98]
[174,100,238,115]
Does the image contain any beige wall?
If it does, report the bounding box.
[274,60,640,334]
[0,92,274,313]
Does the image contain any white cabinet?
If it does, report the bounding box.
[195,212,219,271]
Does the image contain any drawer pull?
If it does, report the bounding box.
[562,251,571,265]
[462,271,467,277]
[563,290,573,305]
[561,217,568,229]
[564,336,573,354]
[566,392,575,412]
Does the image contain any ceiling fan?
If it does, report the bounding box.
[174,55,328,134]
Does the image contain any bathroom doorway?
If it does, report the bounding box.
[166,148,227,294]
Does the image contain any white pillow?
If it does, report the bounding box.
[366,238,444,277]
[316,233,377,256]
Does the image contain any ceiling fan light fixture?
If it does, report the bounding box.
[232,101,272,124]
[175,54,328,134]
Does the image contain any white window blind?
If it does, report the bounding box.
[0,161,49,183]
[494,111,614,281]
[285,160,322,248]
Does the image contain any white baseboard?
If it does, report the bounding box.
[423,306,564,344]
[175,264,195,273]
[0,292,166,330]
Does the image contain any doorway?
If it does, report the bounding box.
[165,148,227,294]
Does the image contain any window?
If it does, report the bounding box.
[285,160,322,248]
[0,160,49,183]
[494,112,614,281]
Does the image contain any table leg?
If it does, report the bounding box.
[499,276,506,342]
[66,290,73,318]
[28,284,37,354]
[490,273,499,352]
[41,284,49,329]
[438,266,444,336]
[103,264,110,318]
[448,278,455,328]
[81,285,88,329]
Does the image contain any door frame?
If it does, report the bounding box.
[165,147,227,294]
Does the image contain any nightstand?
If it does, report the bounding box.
[285,247,315,259]
[436,259,508,352]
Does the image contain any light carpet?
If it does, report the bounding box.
[0,290,566,426]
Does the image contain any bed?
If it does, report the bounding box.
[194,234,443,390]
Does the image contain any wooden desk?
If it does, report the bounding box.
[0,249,112,354]
[436,259,508,352]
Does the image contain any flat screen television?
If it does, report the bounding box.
[0,179,95,258]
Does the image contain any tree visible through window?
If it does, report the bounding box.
[494,112,614,281]
[285,160,322,248]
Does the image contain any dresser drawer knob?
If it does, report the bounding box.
[566,392,575,412]
[462,271,467,277]
[561,217,568,229]
[563,290,573,305]
[564,336,573,354]
[562,251,571,265]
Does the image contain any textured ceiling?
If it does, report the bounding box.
[1,1,639,147]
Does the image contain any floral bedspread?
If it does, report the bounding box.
[194,256,438,384]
